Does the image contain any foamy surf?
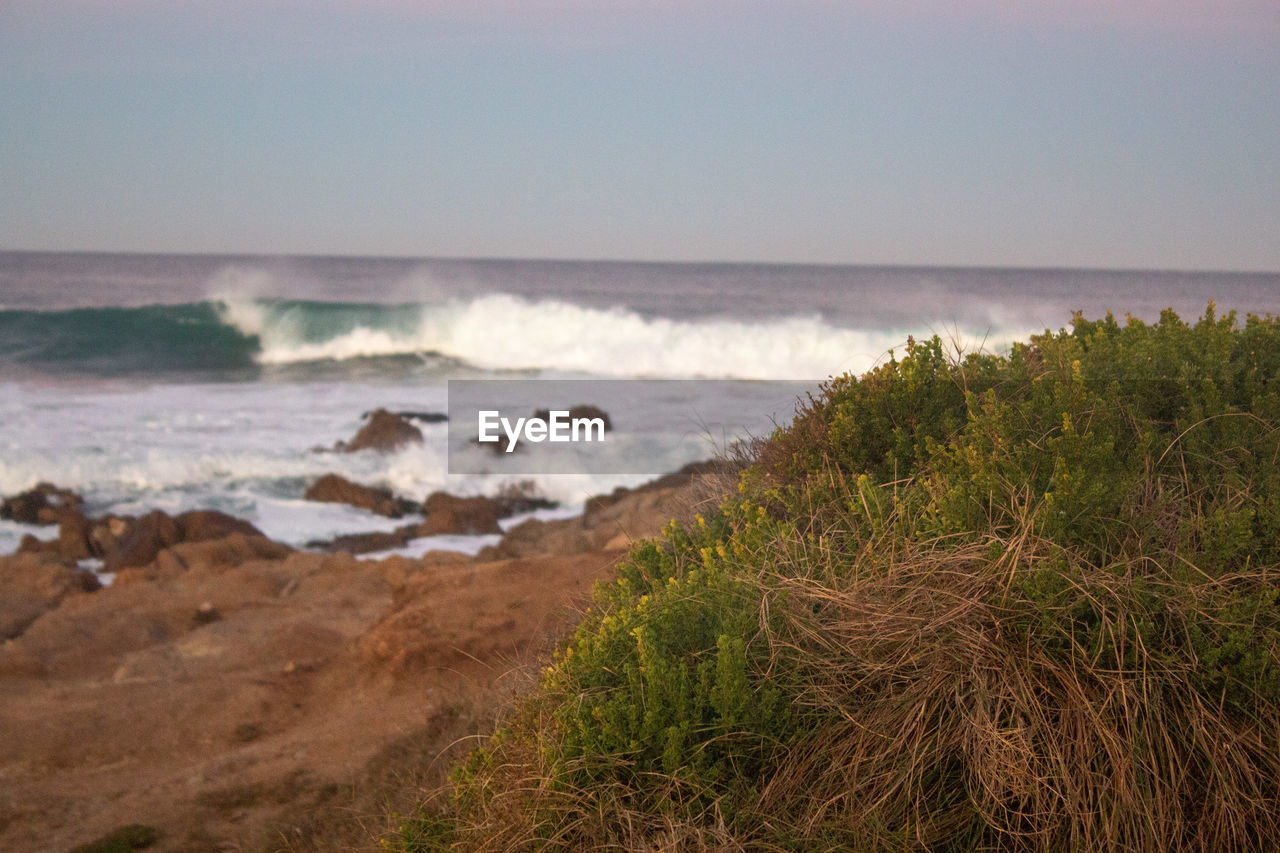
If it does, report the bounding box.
[215,293,1032,380]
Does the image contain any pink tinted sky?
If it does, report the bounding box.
[1,0,1277,269]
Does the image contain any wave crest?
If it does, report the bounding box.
[1,295,1028,380]
[221,294,929,380]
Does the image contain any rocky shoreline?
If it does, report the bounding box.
[0,440,733,851]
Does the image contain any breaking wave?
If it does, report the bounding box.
[0,295,1021,380]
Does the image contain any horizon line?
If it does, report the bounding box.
[2,247,1278,279]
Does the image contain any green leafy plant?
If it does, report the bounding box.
[403,307,1280,851]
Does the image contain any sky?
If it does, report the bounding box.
[1,1,1278,271]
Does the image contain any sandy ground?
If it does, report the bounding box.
[0,537,631,852]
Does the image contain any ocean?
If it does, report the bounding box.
[2,251,1277,560]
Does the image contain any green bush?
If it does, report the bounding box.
[404,307,1280,851]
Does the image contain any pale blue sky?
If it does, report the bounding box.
[2,1,1278,270]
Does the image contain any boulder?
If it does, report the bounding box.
[531,404,612,433]
[1,483,84,525]
[308,528,415,555]
[175,510,263,542]
[56,513,94,561]
[164,534,293,572]
[103,510,183,573]
[88,515,134,558]
[480,462,731,560]
[0,553,99,640]
[304,474,418,518]
[16,534,60,557]
[492,481,558,518]
[419,492,503,536]
[19,511,101,564]
[339,408,423,453]
[478,517,593,560]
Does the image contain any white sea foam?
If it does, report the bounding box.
[214,293,1034,380]
[0,377,657,554]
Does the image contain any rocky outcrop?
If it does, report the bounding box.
[1,483,84,525]
[531,404,612,433]
[480,460,733,560]
[56,512,94,560]
[143,533,293,579]
[0,458,740,853]
[360,550,621,676]
[492,480,559,517]
[303,484,556,554]
[583,459,729,514]
[102,510,183,573]
[304,474,419,518]
[481,487,674,559]
[337,408,424,453]
[88,515,133,558]
[309,527,416,555]
[176,510,264,542]
[0,553,100,640]
[419,492,503,536]
[4,493,275,570]
[0,543,623,853]
[102,510,275,573]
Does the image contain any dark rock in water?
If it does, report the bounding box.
[1,483,84,525]
[338,408,423,453]
[175,510,263,542]
[492,481,558,518]
[104,510,183,573]
[531,404,612,433]
[308,526,417,555]
[420,492,503,535]
[363,409,448,424]
[477,431,520,455]
[304,474,419,518]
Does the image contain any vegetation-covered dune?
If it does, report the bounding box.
[402,306,1280,851]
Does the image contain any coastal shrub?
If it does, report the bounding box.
[402,306,1280,851]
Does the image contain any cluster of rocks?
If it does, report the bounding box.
[479,460,732,560]
[301,475,557,554]
[1,485,294,642]
[1,482,84,525]
[0,434,738,851]
[4,483,283,572]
